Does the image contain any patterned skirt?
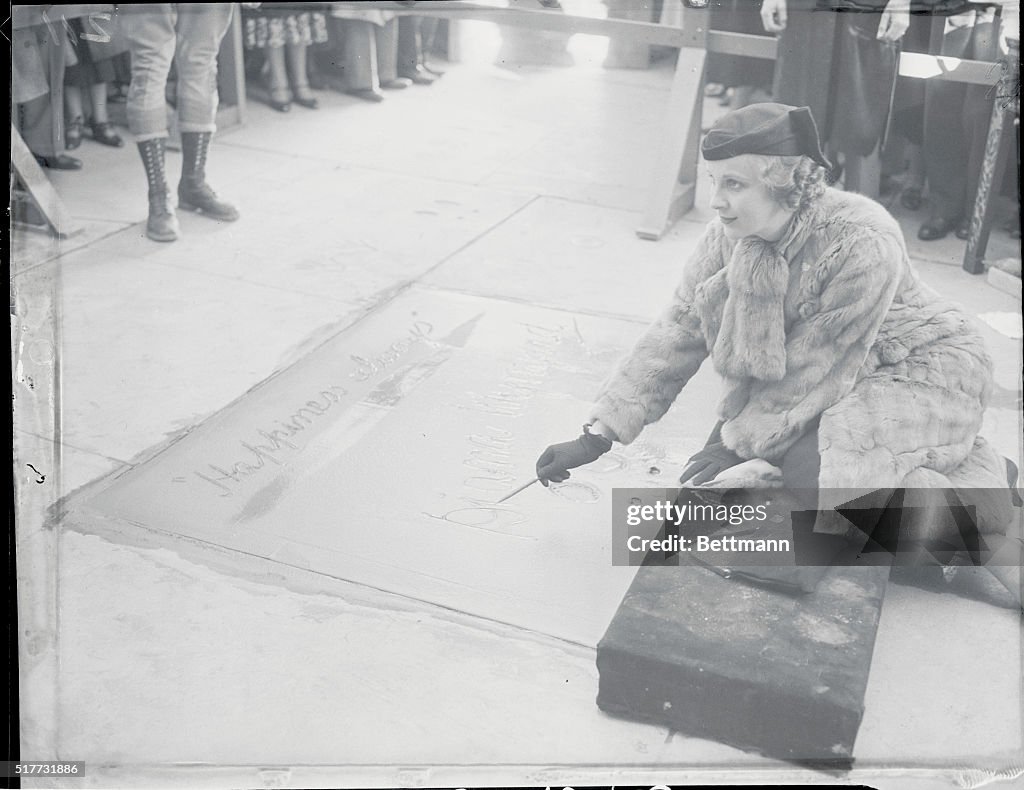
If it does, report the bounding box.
[243,8,329,49]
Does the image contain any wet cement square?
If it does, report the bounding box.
[72,287,723,647]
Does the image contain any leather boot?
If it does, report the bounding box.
[137,138,180,242]
[178,131,239,222]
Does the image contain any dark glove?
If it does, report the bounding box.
[679,442,744,486]
[536,427,613,486]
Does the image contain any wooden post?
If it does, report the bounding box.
[635,2,710,241]
[11,123,83,238]
[963,36,1019,274]
[216,6,247,128]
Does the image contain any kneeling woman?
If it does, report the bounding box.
[536,103,1019,597]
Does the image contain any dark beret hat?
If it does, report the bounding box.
[701,103,831,169]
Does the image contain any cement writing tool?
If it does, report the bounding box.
[495,477,540,504]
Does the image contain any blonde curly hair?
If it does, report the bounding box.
[750,154,828,212]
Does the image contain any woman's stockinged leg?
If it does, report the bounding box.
[265,45,291,110]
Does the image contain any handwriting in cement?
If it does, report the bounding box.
[192,385,348,497]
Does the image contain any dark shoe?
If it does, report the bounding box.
[178,179,240,222]
[345,88,385,103]
[399,67,436,85]
[146,189,180,242]
[34,153,83,170]
[380,77,413,90]
[955,219,971,241]
[90,121,124,147]
[917,216,957,241]
[66,117,84,150]
[900,186,923,211]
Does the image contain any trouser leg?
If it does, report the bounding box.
[121,4,177,140]
[173,2,234,134]
[922,20,975,221]
[18,95,58,157]
[397,16,419,75]
[343,20,379,91]
[376,19,399,84]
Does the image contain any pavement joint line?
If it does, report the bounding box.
[418,192,543,281]
[15,429,133,468]
[11,221,138,275]
[413,281,653,326]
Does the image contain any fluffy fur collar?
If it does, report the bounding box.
[710,201,821,382]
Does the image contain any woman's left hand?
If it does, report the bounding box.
[679,443,744,486]
[877,0,910,42]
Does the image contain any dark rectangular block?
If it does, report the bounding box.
[596,563,890,765]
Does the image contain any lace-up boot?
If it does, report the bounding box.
[137,138,180,242]
[178,131,239,222]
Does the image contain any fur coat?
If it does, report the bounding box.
[590,188,1012,529]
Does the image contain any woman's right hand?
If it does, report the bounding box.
[761,0,788,33]
[536,428,613,486]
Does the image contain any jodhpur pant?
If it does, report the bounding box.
[120,3,234,140]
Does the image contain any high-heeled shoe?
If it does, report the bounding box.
[90,121,124,147]
[268,85,291,113]
[345,88,385,103]
[66,117,84,150]
[399,66,436,85]
[291,84,319,109]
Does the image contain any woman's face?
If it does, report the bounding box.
[706,156,794,242]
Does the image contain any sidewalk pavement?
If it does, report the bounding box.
[11,54,1023,786]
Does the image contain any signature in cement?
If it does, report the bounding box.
[192,385,349,497]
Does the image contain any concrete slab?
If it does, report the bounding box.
[424,195,709,321]
[69,288,722,647]
[222,73,552,184]
[55,529,789,772]
[857,582,1023,764]
[83,166,532,303]
[477,70,673,209]
[56,252,367,462]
